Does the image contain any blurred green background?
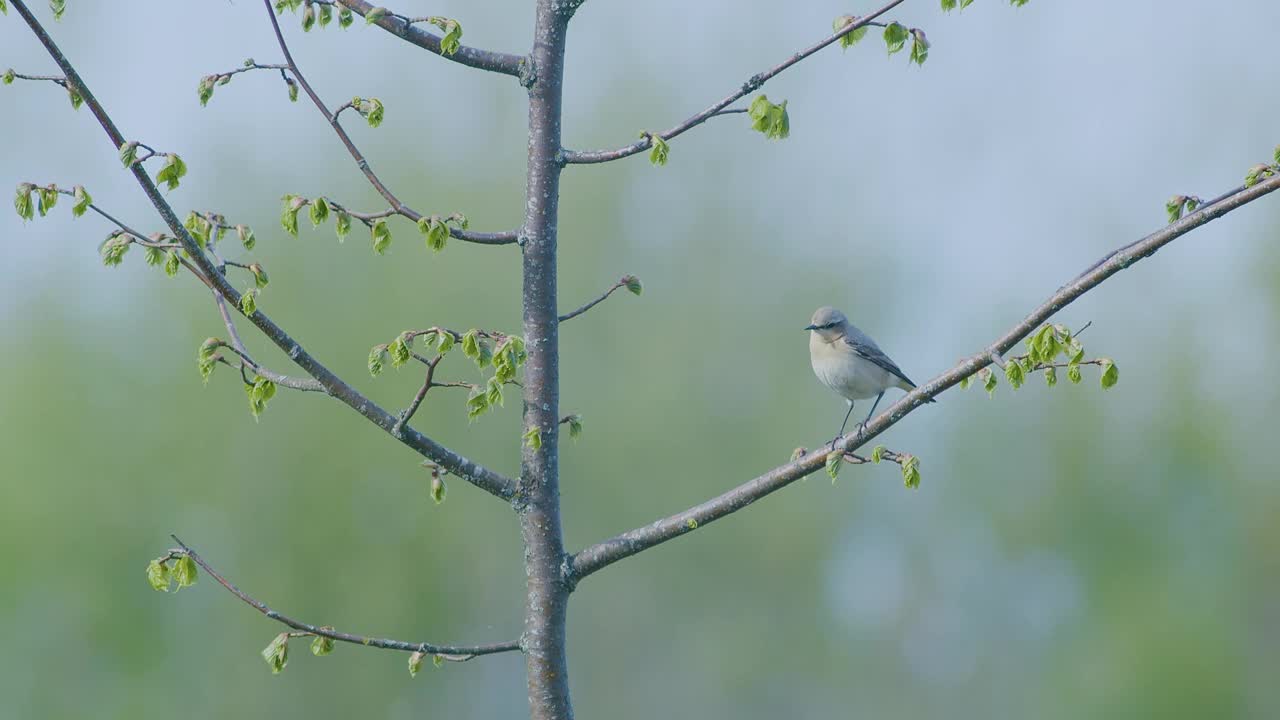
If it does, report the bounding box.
[3,1,1279,718]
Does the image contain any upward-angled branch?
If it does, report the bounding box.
[258,1,518,246]
[567,171,1280,581]
[11,0,517,501]
[328,0,525,77]
[560,0,908,165]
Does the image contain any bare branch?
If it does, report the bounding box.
[558,275,637,323]
[11,0,517,501]
[567,172,1280,582]
[310,0,525,77]
[257,1,518,246]
[169,536,521,662]
[560,1,908,165]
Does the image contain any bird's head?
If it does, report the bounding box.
[804,306,847,341]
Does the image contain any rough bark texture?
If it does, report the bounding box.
[517,3,574,719]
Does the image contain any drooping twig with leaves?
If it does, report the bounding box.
[5,0,1280,718]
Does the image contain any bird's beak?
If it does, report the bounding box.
[803,324,818,331]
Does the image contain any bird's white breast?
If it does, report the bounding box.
[809,334,892,401]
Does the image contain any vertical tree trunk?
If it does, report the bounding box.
[518,2,573,719]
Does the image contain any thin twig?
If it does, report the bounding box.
[568,171,1280,581]
[394,355,443,432]
[558,276,631,323]
[169,536,521,661]
[560,0,909,165]
[11,0,517,500]
[257,1,517,245]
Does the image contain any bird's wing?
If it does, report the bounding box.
[842,334,917,388]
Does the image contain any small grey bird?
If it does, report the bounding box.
[805,306,932,446]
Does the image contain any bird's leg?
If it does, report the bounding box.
[831,400,856,452]
[857,391,885,436]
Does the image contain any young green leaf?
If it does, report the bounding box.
[155,153,187,191]
[461,329,480,361]
[646,134,669,166]
[14,182,35,221]
[1044,365,1058,387]
[367,345,388,377]
[833,15,869,49]
[430,474,446,504]
[1067,362,1082,385]
[67,86,83,109]
[901,454,921,489]
[184,211,211,248]
[198,75,217,107]
[239,288,258,316]
[1004,359,1025,390]
[249,263,270,289]
[1245,163,1271,188]
[436,331,455,354]
[143,245,164,266]
[247,376,277,420]
[317,3,332,28]
[146,559,171,592]
[909,29,930,65]
[371,219,392,254]
[417,215,449,252]
[466,387,490,420]
[338,5,353,27]
[623,275,643,296]
[1165,195,1187,223]
[408,650,425,677]
[334,210,351,242]
[748,95,790,140]
[961,0,975,7]
[428,17,463,56]
[50,0,65,21]
[2,69,14,85]
[301,2,315,31]
[523,425,543,450]
[568,414,583,441]
[309,196,330,226]
[119,141,140,168]
[71,185,92,217]
[100,233,130,267]
[486,376,505,408]
[980,367,998,396]
[262,633,290,674]
[941,0,957,10]
[164,249,180,277]
[959,374,971,390]
[286,77,299,102]
[1099,358,1119,389]
[365,6,388,24]
[388,335,411,367]
[235,224,256,251]
[871,445,885,463]
[280,195,303,237]
[825,450,842,482]
[883,22,910,55]
[36,185,57,217]
[172,555,198,589]
[310,635,334,656]
[362,98,385,128]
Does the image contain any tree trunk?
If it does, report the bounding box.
[518,2,573,719]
